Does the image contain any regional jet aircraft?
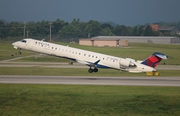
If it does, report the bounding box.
[12,38,168,73]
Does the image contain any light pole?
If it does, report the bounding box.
[26,31,29,38]
[23,21,26,38]
[50,22,51,41]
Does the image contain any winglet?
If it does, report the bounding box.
[141,52,168,68]
[153,52,168,59]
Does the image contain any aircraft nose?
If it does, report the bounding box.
[12,42,19,49]
[12,41,19,45]
[12,42,17,46]
[12,42,15,46]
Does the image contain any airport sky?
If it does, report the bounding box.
[0,0,180,26]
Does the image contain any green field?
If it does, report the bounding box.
[0,41,180,76]
[0,41,33,61]
[0,67,180,76]
[0,41,180,116]
[0,41,180,65]
[0,84,180,116]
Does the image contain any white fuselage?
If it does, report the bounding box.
[12,38,156,73]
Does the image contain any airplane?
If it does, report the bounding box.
[12,38,168,73]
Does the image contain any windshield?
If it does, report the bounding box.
[21,39,27,43]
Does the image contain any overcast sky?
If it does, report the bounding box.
[0,0,180,26]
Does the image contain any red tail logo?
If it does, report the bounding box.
[141,52,168,68]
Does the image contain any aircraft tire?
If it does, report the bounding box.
[94,68,98,73]
[88,68,94,73]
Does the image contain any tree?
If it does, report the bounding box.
[137,26,145,36]
[100,23,114,30]
[143,25,160,36]
[7,21,24,37]
[0,20,6,38]
[99,27,115,36]
[113,25,132,36]
[58,24,81,41]
[84,20,101,37]
[35,20,50,38]
[52,19,67,35]
[0,19,179,41]
[26,21,37,38]
[143,25,153,36]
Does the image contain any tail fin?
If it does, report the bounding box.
[141,52,168,68]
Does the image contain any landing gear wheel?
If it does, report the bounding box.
[18,51,22,55]
[18,48,22,55]
[88,68,98,73]
[94,68,98,73]
[88,68,94,73]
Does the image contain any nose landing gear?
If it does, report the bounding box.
[17,48,22,55]
[12,48,22,57]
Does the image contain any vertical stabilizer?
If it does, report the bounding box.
[141,52,168,68]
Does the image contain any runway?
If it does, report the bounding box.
[0,75,180,86]
[0,62,180,70]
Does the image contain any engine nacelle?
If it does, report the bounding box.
[125,58,136,62]
[120,59,136,67]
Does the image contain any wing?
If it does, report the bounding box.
[76,59,100,68]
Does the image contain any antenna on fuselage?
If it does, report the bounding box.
[41,39,45,41]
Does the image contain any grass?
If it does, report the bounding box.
[0,67,180,76]
[0,41,180,116]
[13,55,72,62]
[0,84,180,116]
[0,41,179,76]
[0,41,180,65]
[61,42,180,65]
[0,41,34,61]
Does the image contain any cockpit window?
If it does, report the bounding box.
[21,40,27,43]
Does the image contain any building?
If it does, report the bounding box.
[150,24,160,31]
[159,26,180,35]
[79,36,180,46]
[150,24,180,35]
[79,37,128,47]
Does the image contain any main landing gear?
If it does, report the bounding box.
[88,68,98,73]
